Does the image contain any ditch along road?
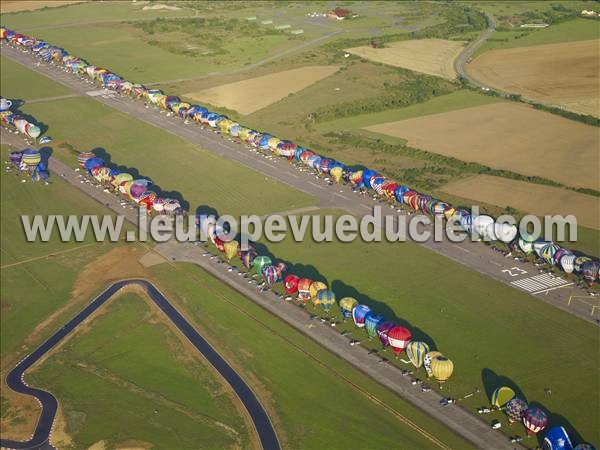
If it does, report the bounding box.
[4,44,596,324]
[3,116,517,450]
[0,279,280,450]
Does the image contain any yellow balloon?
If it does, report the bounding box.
[223,240,239,261]
[330,166,343,184]
[309,281,327,305]
[430,355,454,382]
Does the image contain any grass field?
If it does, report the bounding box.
[365,102,600,191]
[473,18,600,56]
[248,208,599,444]
[469,39,599,117]
[316,90,502,134]
[186,66,340,115]
[442,175,600,230]
[27,291,251,449]
[17,97,317,217]
[0,56,73,101]
[346,39,465,80]
[0,1,84,14]
[148,263,471,450]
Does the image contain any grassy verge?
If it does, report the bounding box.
[0,56,73,101]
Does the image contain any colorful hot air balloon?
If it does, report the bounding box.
[430,355,453,382]
[543,426,573,450]
[297,278,312,302]
[491,386,515,408]
[309,281,327,304]
[376,321,395,347]
[284,275,300,294]
[262,265,279,286]
[213,236,225,253]
[330,166,343,184]
[253,255,272,274]
[523,407,548,435]
[505,398,528,423]
[424,351,442,378]
[406,341,430,368]
[339,297,358,319]
[352,304,371,328]
[241,250,257,269]
[574,256,592,274]
[387,326,412,356]
[223,240,239,261]
[581,260,600,286]
[364,313,385,338]
[540,243,561,265]
[317,290,336,314]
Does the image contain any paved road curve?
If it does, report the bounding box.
[4,43,595,323]
[453,13,497,88]
[0,280,280,450]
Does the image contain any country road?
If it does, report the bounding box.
[0,280,280,450]
[3,43,595,323]
[453,13,496,88]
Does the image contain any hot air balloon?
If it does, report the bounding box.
[21,149,41,170]
[84,157,104,173]
[387,326,412,356]
[394,185,409,203]
[430,355,453,382]
[352,304,371,328]
[523,406,548,435]
[0,97,12,111]
[241,250,257,269]
[262,265,279,286]
[253,255,272,274]
[309,281,327,305]
[473,215,494,237]
[543,426,573,450]
[505,398,528,423]
[317,290,336,314]
[574,256,592,274]
[362,169,378,189]
[9,151,22,165]
[297,278,312,302]
[364,313,385,338]
[153,197,165,213]
[424,351,442,378]
[213,236,225,253]
[284,275,300,294]
[581,260,600,286]
[406,341,430,368]
[376,321,395,347]
[111,172,133,189]
[541,243,561,265]
[339,297,358,319]
[223,240,239,261]
[534,240,552,257]
[138,191,156,212]
[350,170,364,187]
[330,166,343,184]
[491,386,515,408]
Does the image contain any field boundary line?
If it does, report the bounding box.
[1,242,100,269]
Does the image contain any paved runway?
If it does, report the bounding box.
[4,43,596,323]
[0,280,280,450]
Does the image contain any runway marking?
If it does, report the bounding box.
[511,273,571,293]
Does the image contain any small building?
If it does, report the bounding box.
[274,24,291,30]
[327,7,352,21]
[261,19,273,25]
[581,10,598,16]
[290,29,304,35]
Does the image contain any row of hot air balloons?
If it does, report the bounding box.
[0,96,42,140]
[2,25,598,285]
[7,148,49,181]
[77,152,182,214]
[490,386,595,449]
[196,213,455,383]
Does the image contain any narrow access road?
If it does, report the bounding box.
[0,280,280,450]
[454,13,496,88]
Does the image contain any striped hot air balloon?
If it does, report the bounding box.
[540,243,561,265]
[523,406,548,435]
[309,281,327,305]
[505,398,528,423]
[262,265,279,286]
[406,341,430,368]
[252,256,272,274]
[543,426,573,450]
[339,297,358,320]
[574,256,592,274]
[387,326,412,356]
[582,260,600,286]
[317,290,336,314]
[350,170,364,187]
[297,278,312,302]
[424,351,442,378]
[364,313,385,338]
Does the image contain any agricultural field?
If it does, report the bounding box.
[186,65,340,115]
[27,291,252,449]
[365,102,600,191]
[441,175,600,230]
[468,39,599,117]
[0,1,85,14]
[251,208,599,444]
[346,39,465,80]
[148,263,471,450]
[17,96,317,217]
[0,56,73,101]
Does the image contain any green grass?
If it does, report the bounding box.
[316,90,503,134]
[474,18,600,57]
[244,208,598,445]
[0,56,73,101]
[17,97,317,217]
[28,293,250,449]
[148,263,471,450]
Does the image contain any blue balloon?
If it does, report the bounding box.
[84,157,104,173]
[394,185,409,203]
[362,169,378,189]
[543,426,572,450]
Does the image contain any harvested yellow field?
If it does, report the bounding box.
[185,66,339,115]
[346,39,465,80]
[0,1,84,13]
[365,102,599,190]
[442,175,600,230]
[469,40,599,117]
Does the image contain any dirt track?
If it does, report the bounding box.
[468,40,600,117]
